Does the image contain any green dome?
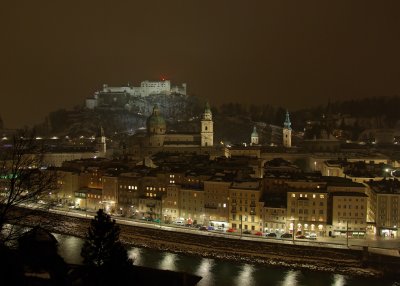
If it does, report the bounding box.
[146,105,166,134]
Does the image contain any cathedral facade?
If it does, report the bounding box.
[127,103,215,160]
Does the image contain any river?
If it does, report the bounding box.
[54,234,399,286]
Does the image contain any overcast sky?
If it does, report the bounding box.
[1,1,399,128]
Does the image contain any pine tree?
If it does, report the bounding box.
[81,209,132,285]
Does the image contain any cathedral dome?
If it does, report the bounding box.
[146,105,166,134]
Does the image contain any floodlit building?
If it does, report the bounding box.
[367,179,400,237]
[287,187,328,237]
[86,80,187,109]
[179,186,204,224]
[330,192,368,237]
[128,103,215,160]
[229,179,263,232]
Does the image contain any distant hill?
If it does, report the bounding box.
[33,95,400,144]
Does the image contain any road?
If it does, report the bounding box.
[47,207,400,256]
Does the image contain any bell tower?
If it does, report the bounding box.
[201,102,213,147]
[250,126,259,145]
[283,110,292,148]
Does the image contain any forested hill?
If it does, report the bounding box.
[32,95,400,143]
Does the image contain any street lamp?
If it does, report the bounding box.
[240,215,243,238]
[159,200,162,228]
[291,219,295,244]
[339,217,350,247]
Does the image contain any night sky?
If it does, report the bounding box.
[1,1,400,128]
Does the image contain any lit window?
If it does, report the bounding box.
[292,194,295,198]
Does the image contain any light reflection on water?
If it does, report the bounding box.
[128,247,142,265]
[158,252,178,271]
[332,274,346,286]
[54,234,84,265]
[55,234,394,286]
[281,270,301,286]
[236,264,255,286]
[196,258,214,286]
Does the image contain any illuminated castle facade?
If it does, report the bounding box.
[86,80,187,109]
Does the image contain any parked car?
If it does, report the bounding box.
[207,226,215,231]
[199,226,208,231]
[266,232,277,238]
[243,230,251,235]
[296,235,306,239]
[173,221,184,226]
[280,233,292,239]
[153,218,161,223]
[306,233,317,240]
[254,231,263,236]
[226,228,236,233]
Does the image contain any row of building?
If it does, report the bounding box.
[54,154,400,238]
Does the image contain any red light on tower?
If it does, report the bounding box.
[161,75,166,81]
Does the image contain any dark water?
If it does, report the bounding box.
[54,234,399,286]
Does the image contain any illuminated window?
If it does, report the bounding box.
[292,194,295,198]
[320,195,324,199]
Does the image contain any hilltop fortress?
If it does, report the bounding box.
[86,80,187,110]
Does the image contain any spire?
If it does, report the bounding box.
[205,101,211,113]
[96,126,105,137]
[251,126,258,137]
[284,110,292,130]
[202,101,212,120]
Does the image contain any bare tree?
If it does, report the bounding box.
[0,129,58,245]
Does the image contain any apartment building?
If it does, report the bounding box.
[229,179,262,232]
[287,188,328,236]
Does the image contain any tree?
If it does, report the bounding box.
[81,209,132,285]
[0,129,58,245]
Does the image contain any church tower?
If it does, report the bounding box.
[250,126,259,145]
[96,126,107,156]
[201,102,213,147]
[283,110,292,148]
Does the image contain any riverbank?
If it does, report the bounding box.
[22,210,400,280]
